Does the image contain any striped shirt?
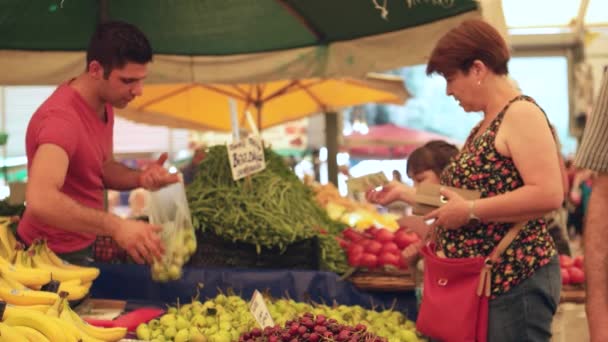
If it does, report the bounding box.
[576,70,608,173]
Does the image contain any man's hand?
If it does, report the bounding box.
[112,219,164,264]
[139,153,180,191]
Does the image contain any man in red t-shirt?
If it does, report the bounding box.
[18,21,178,265]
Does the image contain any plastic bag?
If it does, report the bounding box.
[147,181,197,282]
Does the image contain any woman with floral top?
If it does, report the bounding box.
[368,19,563,341]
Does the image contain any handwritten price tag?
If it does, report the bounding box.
[249,290,275,329]
[227,135,266,181]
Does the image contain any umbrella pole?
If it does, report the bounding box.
[325,112,339,186]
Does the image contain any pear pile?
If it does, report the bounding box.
[136,290,422,342]
[150,223,197,282]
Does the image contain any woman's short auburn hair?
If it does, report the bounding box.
[426,19,510,77]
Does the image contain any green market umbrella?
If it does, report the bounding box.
[0,0,506,85]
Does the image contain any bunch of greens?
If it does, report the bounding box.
[187,145,348,273]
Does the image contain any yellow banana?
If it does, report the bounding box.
[58,283,89,301]
[61,278,83,287]
[43,316,79,342]
[0,286,59,306]
[0,322,29,342]
[0,272,28,290]
[14,250,32,268]
[1,307,66,342]
[6,303,51,314]
[29,249,97,283]
[37,243,100,282]
[64,302,127,342]
[59,307,105,342]
[45,291,67,317]
[0,258,52,288]
[12,325,51,342]
[0,224,16,262]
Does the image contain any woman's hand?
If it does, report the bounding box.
[365,181,415,206]
[402,240,424,264]
[398,215,431,239]
[424,187,470,230]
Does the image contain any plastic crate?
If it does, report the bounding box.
[92,235,128,264]
[187,230,321,270]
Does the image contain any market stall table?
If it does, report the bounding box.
[89,263,419,320]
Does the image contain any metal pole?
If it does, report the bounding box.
[324,112,339,186]
[98,0,109,24]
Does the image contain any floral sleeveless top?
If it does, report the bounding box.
[438,95,557,297]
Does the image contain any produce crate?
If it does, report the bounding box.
[187,230,321,270]
[92,235,128,264]
[560,284,585,303]
[349,269,415,292]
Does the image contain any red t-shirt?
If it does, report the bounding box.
[18,83,114,253]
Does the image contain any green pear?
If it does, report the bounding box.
[174,328,190,342]
[398,329,419,342]
[211,331,232,342]
[135,323,150,340]
[176,315,190,330]
[159,313,176,326]
[164,326,177,339]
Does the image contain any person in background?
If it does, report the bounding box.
[392,170,402,183]
[575,70,608,342]
[17,21,178,265]
[181,146,206,185]
[128,188,150,218]
[368,19,563,341]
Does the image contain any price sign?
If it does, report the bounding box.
[249,290,275,328]
[227,135,266,180]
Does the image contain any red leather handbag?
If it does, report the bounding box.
[416,222,525,342]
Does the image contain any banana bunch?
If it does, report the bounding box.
[0,219,99,303]
[27,241,98,300]
[0,271,59,306]
[0,294,127,342]
[151,222,197,282]
[0,216,20,262]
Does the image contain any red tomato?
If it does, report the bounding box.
[378,252,400,267]
[381,242,400,254]
[342,228,365,242]
[559,255,574,268]
[568,267,585,284]
[360,253,378,269]
[393,230,410,249]
[375,229,395,243]
[364,240,383,255]
[573,255,584,269]
[348,252,363,267]
[561,268,571,285]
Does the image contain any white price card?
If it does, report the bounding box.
[227,135,266,181]
[249,290,275,329]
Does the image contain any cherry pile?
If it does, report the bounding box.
[239,313,387,342]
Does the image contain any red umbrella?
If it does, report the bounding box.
[343,124,458,159]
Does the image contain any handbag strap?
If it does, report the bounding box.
[477,221,526,297]
[487,221,526,263]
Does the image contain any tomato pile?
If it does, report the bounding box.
[337,227,420,270]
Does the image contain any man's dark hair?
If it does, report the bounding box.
[86,21,153,78]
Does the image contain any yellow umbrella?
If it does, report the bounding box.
[118,73,409,131]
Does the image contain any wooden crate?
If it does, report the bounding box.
[349,269,415,292]
[560,284,585,303]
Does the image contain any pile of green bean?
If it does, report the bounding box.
[186,145,348,273]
